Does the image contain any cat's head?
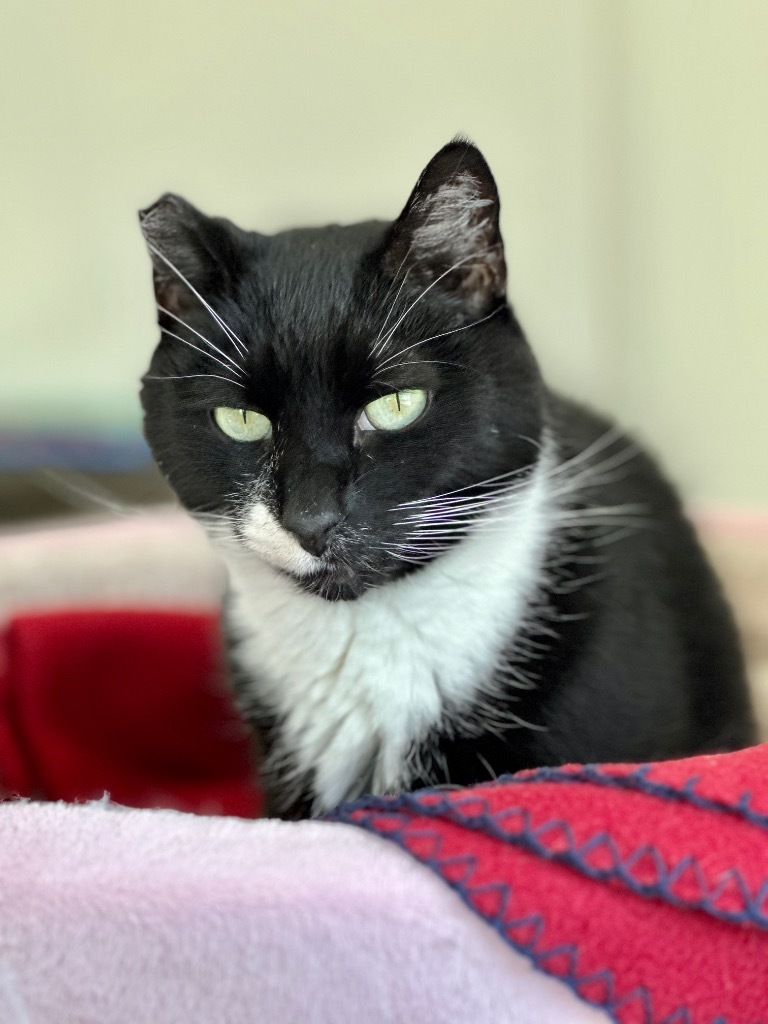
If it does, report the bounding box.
[140,139,545,600]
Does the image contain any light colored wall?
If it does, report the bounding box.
[0,1,765,506]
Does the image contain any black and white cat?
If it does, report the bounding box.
[139,139,754,819]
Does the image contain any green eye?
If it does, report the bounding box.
[214,407,272,442]
[359,389,428,432]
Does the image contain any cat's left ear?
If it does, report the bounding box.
[138,194,246,318]
[383,139,507,314]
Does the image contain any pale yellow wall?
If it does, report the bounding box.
[0,1,765,506]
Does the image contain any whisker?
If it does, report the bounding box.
[399,481,529,512]
[554,516,650,530]
[376,245,501,354]
[547,446,641,496]
[373,359,470,376]
[544,427,627,483]
[397,517,518,537]
[373,254,412,351]
[392,459,534,510]
[375,306,502,371]
[384,552,436,565]
[593,527,642,547]
[144,373,246,388]
[157,304,244,373]
[553,571,607,593]
[554,503,648,519]
[160,327,247,378]
[396,494,524,526]
[145,240,248,359]
[398,509,650,538]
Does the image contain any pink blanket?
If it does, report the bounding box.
[0,800,605,1024]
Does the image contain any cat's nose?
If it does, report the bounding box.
[280,460,347,556]
[283,507,340,557]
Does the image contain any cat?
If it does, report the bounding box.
[139,138,754,819]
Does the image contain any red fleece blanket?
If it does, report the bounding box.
[2,608,767,1021]
[0,609,262,817]
[329,750,768,1022]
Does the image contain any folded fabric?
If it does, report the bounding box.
[2,602,768,1020]
[0,609,261,817]
[328,743,768,1022]
[0,801,608,1024]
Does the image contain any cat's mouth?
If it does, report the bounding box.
[230,502,402,600]
[281,549,369,601]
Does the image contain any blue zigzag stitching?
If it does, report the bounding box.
[327,802,728,1024]
[497,763,768,832]
[325,787,768,928]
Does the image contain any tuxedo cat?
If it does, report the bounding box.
[139,139,754,819]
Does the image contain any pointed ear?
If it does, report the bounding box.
[138,194,245,317]
[383,140,507,313]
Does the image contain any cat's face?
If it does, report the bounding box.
[140,140,545,599]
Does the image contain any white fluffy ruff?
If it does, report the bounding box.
[217,441,557,814]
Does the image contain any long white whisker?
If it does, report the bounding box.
[555,503,648,519]
[157,304,244,373]
[392,460,534,510]
[376,306,502,371]
[399,479,530,511]
[377,245,500,354]
[544,427,626,483]
[397,491,527,523]
[403,491,521,514]
[592,527,641,547]
[378,547,436,565]
[160,328,247,378]
[548,447,641,496]
[399,515,525,537]
[400,511,649,540]
[402,503,649,532]
[373,359,469,377]
[373,258,412,351]
[554,516,650,530]
[144,373,246,388]
[145,240,248,358]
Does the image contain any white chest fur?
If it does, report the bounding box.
[218,450,555,814]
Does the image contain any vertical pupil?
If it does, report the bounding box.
[395,392,401,411]
[241,410,248,424]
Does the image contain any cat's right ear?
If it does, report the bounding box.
[138,194,245,317]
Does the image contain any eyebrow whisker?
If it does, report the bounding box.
[157,304,244,374]
[144,373,247,388]
[159,328,248,378]
[145,240,248,359]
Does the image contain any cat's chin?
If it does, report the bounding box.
[293,571,368,602]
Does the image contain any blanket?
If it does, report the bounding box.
[1,603,767,1021]
[330,744,768,1022]
[0,801,606,1024]
[0,609,261,816]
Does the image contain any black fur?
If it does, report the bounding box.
[140,140,754,818]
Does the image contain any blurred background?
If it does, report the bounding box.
[0,0,766,513]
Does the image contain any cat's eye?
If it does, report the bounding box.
[214,406,272,442]
[358,389,428,432]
